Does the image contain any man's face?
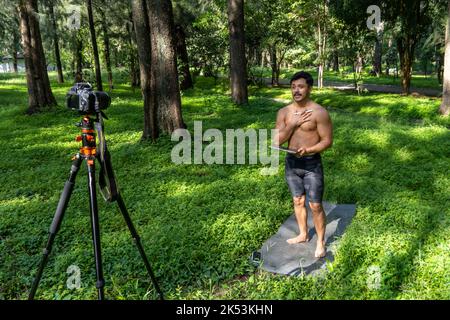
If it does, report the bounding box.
[291,78,311,103]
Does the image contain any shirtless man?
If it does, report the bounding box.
[273,71,333,258]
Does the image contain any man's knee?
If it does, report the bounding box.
[293,195,306,207]
[309,202,323,212]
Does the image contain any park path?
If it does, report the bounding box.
[261,78,442,97]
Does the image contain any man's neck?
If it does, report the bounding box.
[293,98,310,109]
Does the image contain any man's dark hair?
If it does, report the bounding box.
[290,71,314,87]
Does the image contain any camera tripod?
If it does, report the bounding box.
[28,114,163,300]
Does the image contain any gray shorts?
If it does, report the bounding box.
[285,153,324,203]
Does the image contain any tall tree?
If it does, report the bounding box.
[127,11,140,88]
[227,0,248,104]
[175,24,193,90]
[246,0,297,87]
[172,1,197,90]
[147,0,186,133]
[372,27,383,77]
[131,0,158,140]
[86,0,103,91]
[0,1,20,73]
[11,16,21,73]
[384,0,431,94]
[19,0,57,114]
[440,0,450,116]
[315,0,329,89]
[184,3,228,81]
[99,7,113,90]
[75,35,83,81]
[47,0,64,83]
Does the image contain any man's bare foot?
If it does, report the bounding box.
[287,234,310,244]
[315,241,326,258]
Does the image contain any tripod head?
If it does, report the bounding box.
[76,116,97,166]
[75,114,118,202]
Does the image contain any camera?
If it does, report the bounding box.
[66,83,111,114]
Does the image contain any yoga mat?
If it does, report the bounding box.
[254,202,357,276]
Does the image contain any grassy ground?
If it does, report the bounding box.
[314,70,441,90]
[0,72,449,300]
[252,66,443,90]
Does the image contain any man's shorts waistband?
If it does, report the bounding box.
[286,153,321,161]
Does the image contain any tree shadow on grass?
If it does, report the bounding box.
[321,115,450,299]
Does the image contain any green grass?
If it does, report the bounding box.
[0,72,449,300]
[319,70,442,90]
[251,66,443,90]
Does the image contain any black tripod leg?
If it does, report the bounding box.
[87,161,106,300]
[116,194,164,300]
[29,155,83,300]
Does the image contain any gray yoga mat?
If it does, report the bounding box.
[255,202,357,276]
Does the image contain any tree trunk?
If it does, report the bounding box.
[48,1,63,83]
[147,0,186,133]
[373,31,382,77]
[131,0,158,140]
[175,25,193,90]
[397,37,415,95]
[130,52,140,88]
[318,64,324,88]
[394,0,426,95]
[440,0,450,116]
[332,49,339,72]
[128,12,140,88]
[247,46,254,66]
[75,35,83,81]
[386,38,392,76]
[99,8,113,90]
[12,19,19,73]
[86,0,103,91]
[437,49,443,85]
[317,20,324,89]
[12,47,18,73]
[270,46,279,86]
[256,48,263,67]
[354,55,363,94]
[395,58,399,79]
[19,0,57,114]
[227,0,248,104]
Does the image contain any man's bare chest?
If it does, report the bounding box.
[285,113,318,133]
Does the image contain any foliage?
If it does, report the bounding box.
[0,0,20,58]
[187,5,229,79]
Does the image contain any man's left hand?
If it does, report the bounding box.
[296,147,309,156]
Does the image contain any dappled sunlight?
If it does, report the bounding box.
[392,147,414,162]
[398,228,450,299]
[164,181,206,199]
[0,196,33,207]
[358,105,391,117]
[104,131,143,146]
[340,153,372,174]
[206,211,273,251]
[432,174,450,196]
[1,70,449,299]
[357,130,390,149]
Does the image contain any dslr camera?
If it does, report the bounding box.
[66,83,111,114]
